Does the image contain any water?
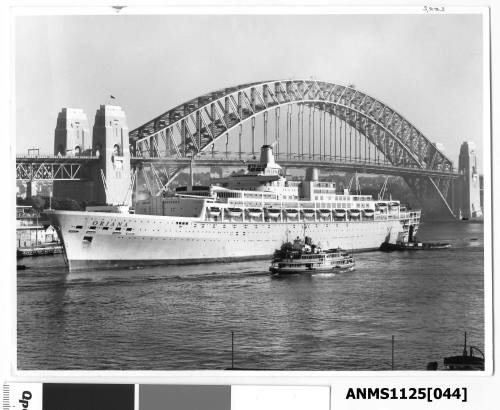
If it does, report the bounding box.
[17,222,484,370]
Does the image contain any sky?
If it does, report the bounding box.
[15,13,485,168]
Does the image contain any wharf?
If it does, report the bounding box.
[17,244,63,258]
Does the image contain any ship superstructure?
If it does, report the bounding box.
[48,145,420,271]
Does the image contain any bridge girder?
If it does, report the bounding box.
[15,156,99,181]
[16,161,85,181]
[131,157,461,179]
[130,80,453,170]
[129,80,457,217]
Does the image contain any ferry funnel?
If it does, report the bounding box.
[306,167,319,181]
[259,145,276,166]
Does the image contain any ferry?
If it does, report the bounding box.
[269,236,354,276]
[47,145,421,271]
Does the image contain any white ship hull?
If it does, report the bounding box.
[48,210,416,271]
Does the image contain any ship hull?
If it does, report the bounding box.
[47,210,417,272]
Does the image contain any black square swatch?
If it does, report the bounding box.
[43,384,134,410]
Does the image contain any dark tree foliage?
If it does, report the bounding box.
[16,195,46,211]
[50,197,84,211]
[17,195,85,211]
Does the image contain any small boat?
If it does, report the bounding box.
[269,236,354,276]
[226,207,243,218]
[348,209,361,219]
[318,209,331,218]
[380,240,451,251]
[208,207,221,217]
[284,209,299,218]
[334,209,346,219]
[362,209,375,218]
[301,209,316,219]
[266,208,281,219]
[443,332,484,371]
[246,208,262,218]
[427,332,484,371]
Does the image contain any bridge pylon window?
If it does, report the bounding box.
[113,144,121,156]
[94,144,102,158]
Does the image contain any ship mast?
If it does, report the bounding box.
[378,176,389,200]
[188,157,194,190]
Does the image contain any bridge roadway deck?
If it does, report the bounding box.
[15,155,462,179]
[130,156,462,179]
[16,155,98,163]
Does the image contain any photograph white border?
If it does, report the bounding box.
[1,1,497,408]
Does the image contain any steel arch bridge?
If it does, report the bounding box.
[129,80,458,217]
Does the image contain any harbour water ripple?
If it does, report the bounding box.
[17,222,484,370]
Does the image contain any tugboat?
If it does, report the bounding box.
[380,231,451,252]
[380,241,451,252]
[269,236,354,276]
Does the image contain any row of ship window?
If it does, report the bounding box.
[78,222,372,234]
[84,225,133,232]
[311,201,372,208]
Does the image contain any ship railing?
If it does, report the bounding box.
[399,210,422,220]
[374,214,395,220]
[204,201,416,223]
[220,197,380,212]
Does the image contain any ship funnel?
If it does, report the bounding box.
[259,145,276,166]
[305,167,319,181]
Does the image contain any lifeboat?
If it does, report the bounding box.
[348,209,361,219]
[362,208,375,218]
[226,207,243,218]
[389,201,399,210]
[334,209,346,219]
[318,209,331,218]
[208,207,221,217]
[301,209,316,219]
[247,208,262,218]
[285,209,299,218]
[376,202,388,210]
[266,208,282,219]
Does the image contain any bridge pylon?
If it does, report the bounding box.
[454,142,482,219]
[90,105,132,206]
[51,105,132,206]
[53,108,95,202]
[54,108,91,156]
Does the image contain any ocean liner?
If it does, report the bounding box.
[47,145,421,271]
